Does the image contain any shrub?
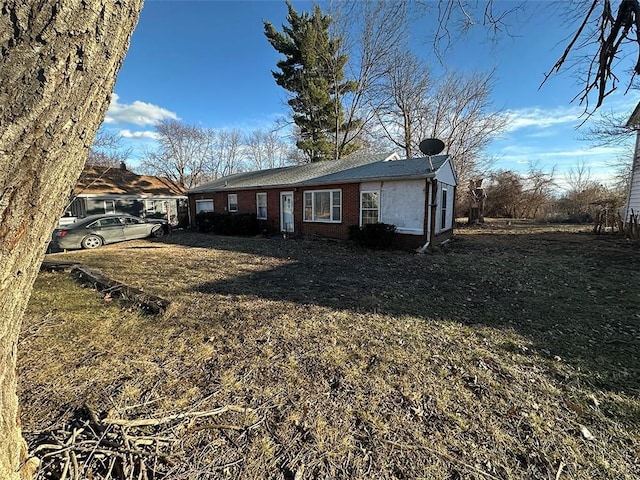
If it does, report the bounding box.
[195,212,259,236]
[349,223,397,249]
[195,211,214,233]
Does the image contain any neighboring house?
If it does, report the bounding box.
[62,163,188,226]
[187,151,457,250]
[625,103,640,222]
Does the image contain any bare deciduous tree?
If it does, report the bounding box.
[140,120,209,189]
[582,108,637,146]
[484,170,525,218]
[374,65,506,188]
[556,161,611,221]
[543,0,640,112]
[521,164,557,219]
[424,71,506,185]
[244,129,292,170]
[328,0,410,157]
[373,52,432,159]
[484,166,556,219]
[209,129,244,179]
[0,2,142,478]
[87,126,132,167]
[431,0,640,114]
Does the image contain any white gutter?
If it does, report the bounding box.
[419,179,434,253]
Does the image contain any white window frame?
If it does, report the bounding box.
[104,199,116,214]
[145,200,156,214]
[195,199,214,213]
[256,192,267,220]
[360,190,380,226]
[441,188,448,230]
[303,189,342,223]
[228,193,238,212]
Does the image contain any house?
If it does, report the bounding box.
[187,151,457,250]
[62,163,188,226]
[625,103,640,222]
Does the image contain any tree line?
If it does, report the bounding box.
[465,161,629,223]
[89,122,294,189]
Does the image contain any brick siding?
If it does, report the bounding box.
[189,180,453,250]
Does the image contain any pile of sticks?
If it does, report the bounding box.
[28,403,255,479]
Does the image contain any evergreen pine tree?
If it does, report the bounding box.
[264,1,359,162]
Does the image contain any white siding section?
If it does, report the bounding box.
[361,180,425,235]
[434,158,457,186]
[626,132,640,220]
[628,169,640,219]
[435,182,455,234]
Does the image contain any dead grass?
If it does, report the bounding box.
[20,224,640,479]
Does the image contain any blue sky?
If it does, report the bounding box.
[104,0,640,189]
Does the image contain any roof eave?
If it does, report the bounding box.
[188,183,298,194]
[627,102,640,127]
[297,173,437,187]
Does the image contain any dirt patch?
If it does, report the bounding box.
[20,225,640,479]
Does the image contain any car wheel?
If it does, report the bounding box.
[151,226,165,238]
[81,235,103,249]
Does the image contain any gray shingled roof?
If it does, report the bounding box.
[303,155,448,186]
[187,151,447,194]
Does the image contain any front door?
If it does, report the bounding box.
[280,192,294,233]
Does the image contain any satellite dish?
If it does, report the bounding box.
[419,138,445,156]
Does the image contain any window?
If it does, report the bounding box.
[145,200,156,214]
[104,200,116,214]
[89,217,122,228]
[441,188,448,229]
[360,191,380,225]
[145,199,167,215]
[196,200,214,213]
[256,192,267,219]
[303,189,341,222]
[228,194,238,212]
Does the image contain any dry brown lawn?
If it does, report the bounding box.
[20,222,640,479]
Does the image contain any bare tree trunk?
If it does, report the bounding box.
[0,2,142,478]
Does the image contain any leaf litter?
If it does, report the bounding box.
[19,221,640,479]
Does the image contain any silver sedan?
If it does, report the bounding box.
[53,214,167,250]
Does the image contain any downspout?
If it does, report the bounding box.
[419,179,434,253]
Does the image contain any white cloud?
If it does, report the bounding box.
[502,106,583,133]
[536,145,627,158]
[104,93,178,126]
[119,129,160,140]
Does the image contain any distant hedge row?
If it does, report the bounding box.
[195,212,259,236]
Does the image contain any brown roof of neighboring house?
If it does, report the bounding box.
[75,165,186,197]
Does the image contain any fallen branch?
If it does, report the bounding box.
[40,261,170,314]
[103,405,252,427]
